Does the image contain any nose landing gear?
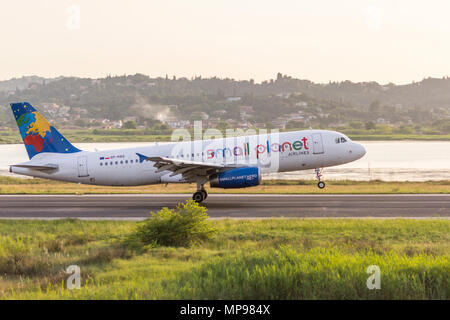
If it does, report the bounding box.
[315,168,326,189]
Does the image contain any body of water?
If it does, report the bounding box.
[1,141,449,181]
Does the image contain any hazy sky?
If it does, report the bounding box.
[1,0,450,84]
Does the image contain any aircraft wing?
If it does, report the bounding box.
[136,153,241,182]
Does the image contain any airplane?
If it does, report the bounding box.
[9,102,366,203]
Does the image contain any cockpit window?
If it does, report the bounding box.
[335,137,347,144]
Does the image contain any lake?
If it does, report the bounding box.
[0,141,449,181]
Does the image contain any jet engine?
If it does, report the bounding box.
[209,167,261,188]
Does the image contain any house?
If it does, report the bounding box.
[58,106,71,117]
[164,115,191,129]
[226,97,241,103]
[213,110,227,116]
[191,111,209,120]
[41,103,60,117]
[207,117,221,127]
[375,118,390,124]
[271,118,288,129]
[295,101,308,107]
[288,113,305,121]
[276,92,291,99]
[239,106,254,113]
[123,116,138,123]
[111,120,123,129]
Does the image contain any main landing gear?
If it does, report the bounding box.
[192,183,208,203]
[315,168,326,189]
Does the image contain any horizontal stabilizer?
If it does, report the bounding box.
[10,164,59,172]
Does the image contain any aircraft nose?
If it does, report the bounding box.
[352,142,366,159]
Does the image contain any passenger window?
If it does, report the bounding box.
[115,161,118,165]
[130,160,133,163]
[100,163,103,166]
[110,161,113,165]
[105,162,108,166]
[120,161,123,164]
[125,160,128,164]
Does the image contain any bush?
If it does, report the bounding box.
[133,200,217,247]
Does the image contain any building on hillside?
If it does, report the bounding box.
[276,92,291,99]
[239,106,254,113]
[41,103,60,117]
[111,121,123,129]
[226,97,241,103]
[207,117,221,127]
[295,101,308,107]
[288,113,305,121]
[165,117,191,129]
[58,106,71,117]
[123,116,138,123]
[213,110,227,116]
[271,117,288,129]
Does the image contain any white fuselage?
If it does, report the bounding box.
[10,130,366,186]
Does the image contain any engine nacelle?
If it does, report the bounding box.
[209,167,261,188]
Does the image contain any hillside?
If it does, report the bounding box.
[1,74,449,134]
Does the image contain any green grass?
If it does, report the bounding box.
[0,218,448,299]
[2,128,450,144]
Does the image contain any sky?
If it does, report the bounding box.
[1,0,450,84]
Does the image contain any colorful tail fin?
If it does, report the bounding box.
[10,102,81,159]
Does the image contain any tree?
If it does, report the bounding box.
[74,119,86,127]
[349,121,364,129]
[365,121,376,130]
[369,101,380,114]
[123,120,137,129]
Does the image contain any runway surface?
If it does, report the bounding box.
[0,194,449,219]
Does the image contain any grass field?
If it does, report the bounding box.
[1,176,450,194]
[0,218,448,299]
[2,129,450,144]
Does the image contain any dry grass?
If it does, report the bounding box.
[0,177,449,194]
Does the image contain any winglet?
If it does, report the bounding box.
[136,153,149,163]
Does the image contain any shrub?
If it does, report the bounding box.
[133,200,217,247]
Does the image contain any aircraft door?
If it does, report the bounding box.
[77,156,89,177]
[312,133,324,154]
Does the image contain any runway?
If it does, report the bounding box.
[0,194,449,219]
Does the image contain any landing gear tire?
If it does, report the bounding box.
[315,168,325,189]
[192,191,205,203]
[200,190,208,200]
